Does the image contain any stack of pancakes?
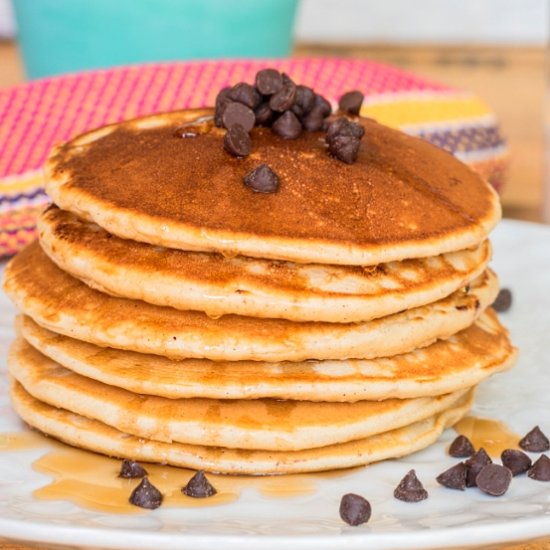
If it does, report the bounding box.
[3,109,516,474]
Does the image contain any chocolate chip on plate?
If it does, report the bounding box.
[223,124,251,157]
[475,464,512,496]
[338,90,364,115]
[528,454,550,481]
[228,82,261,110]
[436,462,467,490]
[449,435,475,458]
[339,493,372,526]
[272,111,302,139]
[492,288,512,312]
[221,102,256,132]
[255,68,283,96]
[394,469,428,502]
[243,164,280,193]
[519,426,550,452]
[119,459,148,479]
[129,476,163,509]
[465,448,492,487]
[501,449,532,476]
[182,470,217,498]
[269,77,297,112]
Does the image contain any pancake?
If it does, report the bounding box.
[10,381,474,474]
[44,109,501,266]
[4,243,499,362]
[9,337,471,452]
[38,205,492,323]
[19,311,516,401]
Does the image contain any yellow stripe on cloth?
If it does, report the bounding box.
[0,171,45,195]
[361,96,493,128]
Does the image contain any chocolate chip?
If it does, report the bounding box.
[449,435,475,458]
[269,78,297,112]
[293,85,316,117]
[243,164,280,193]
[313,93,332,117]
[326,118,365,140]
[436,462,467,490]
[519,426,550,452]
[338,90,364,115]
[119,459,148,479]
[475,464,512,496]
[339,493,371,526]
[465,448,492,487]
[501,449,532,476]
[272,111,302,139]
[221,102,255,132]
[228,82,261,110]
[255,102,274,126]
[129,476,163,509]
[223,124,251,157]
[255,68,283,96]
[290,104,305,119]
[492,288,512,312]
[182,471,217,498]
[393,469,428,502]
[302,107,328,132]
[327,134,361,164]
[214,87,232,127]
[528,454,550,481]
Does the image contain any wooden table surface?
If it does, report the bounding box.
[0,40,549,550]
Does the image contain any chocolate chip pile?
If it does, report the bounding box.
[436,425,550,496]
[339,424,550,526]
[213,68,365,181]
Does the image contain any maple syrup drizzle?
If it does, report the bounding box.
[0,430,50,451]
[0,431,354,513]
[2,415,521,515]
[454,416,520,456]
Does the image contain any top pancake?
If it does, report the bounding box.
[45,109,501,266]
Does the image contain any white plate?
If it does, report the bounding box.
[1,219,549,550]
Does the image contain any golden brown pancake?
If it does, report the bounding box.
[19,311,516,402]
[10,381,474,474]
[9,337,471,451]
[45,109,500,266]
[4,243,499,362]
[38,205,492,323]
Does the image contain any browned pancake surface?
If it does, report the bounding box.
[49,109,497,249]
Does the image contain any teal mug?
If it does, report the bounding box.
[13,0,299,79]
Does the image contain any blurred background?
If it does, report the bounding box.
[0,0,547,223]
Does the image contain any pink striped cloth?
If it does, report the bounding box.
[0,58,506,257]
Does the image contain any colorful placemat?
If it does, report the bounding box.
[0,58,507,258]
